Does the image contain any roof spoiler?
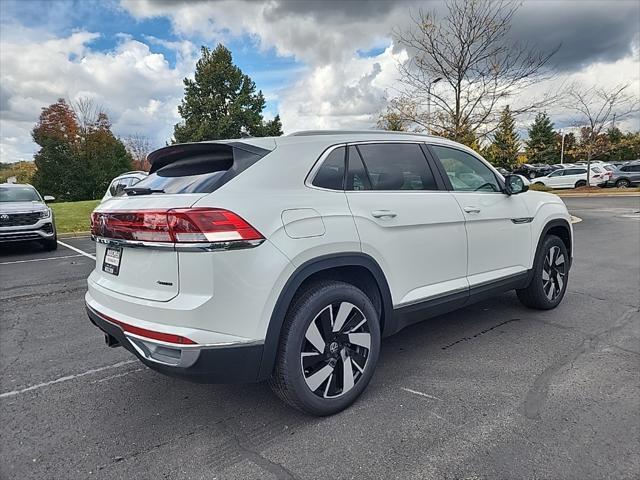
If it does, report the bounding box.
[147,141,271,174]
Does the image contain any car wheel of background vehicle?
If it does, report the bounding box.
[575,180,587,188]
[269,280,381,416]
[517,234,568,310]
[616,179,630,188]
[42,236,57,251]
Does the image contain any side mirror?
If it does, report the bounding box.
[504,175,528,195]
[43,195,55,202]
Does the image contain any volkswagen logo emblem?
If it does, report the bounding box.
[0,214,9,221]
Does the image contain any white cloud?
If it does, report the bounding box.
[278,46,408,131]
[0,27,196,162]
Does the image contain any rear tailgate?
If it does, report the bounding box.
[90,140,273,303]
[93,194,205,302]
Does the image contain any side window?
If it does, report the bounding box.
[312,147,345,190]
[346,146,372,191]
[549,170,564,177]
[356,143,438,191]
[431,145,500,192]
[629,165,640,172]
[620,166,630,172]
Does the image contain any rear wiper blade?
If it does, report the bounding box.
[125,187,165,196]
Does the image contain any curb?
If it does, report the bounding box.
[555,193,640,198]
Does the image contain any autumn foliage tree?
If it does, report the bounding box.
[32,98,132,200]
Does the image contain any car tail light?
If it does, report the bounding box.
[91,208,264,244]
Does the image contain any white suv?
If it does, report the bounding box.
[86,131,573,415]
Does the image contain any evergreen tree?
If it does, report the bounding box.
[526,112,556,164]
[173,45,283,142]
[488,105,520,169]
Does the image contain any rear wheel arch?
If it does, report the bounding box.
[258,253,393,380]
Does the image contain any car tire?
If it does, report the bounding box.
[41,235,58,251]
[575,180,587,188]
[616,179,630,188]
[269,280,381,416]
[517,235,569,310]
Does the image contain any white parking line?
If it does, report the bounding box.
[57,240,96,260]
[401,387,442,401]
[0,360,137,399]
[0,254,83,265]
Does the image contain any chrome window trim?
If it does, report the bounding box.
[93,235,264,252]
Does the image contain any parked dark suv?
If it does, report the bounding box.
[0,183,57,250]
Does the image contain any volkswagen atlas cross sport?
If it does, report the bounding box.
[86,131,573,416]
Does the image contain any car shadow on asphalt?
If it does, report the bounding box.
[95,292,530,462]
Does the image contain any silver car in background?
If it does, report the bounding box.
[0,183,57,250]
[605,160,640,188]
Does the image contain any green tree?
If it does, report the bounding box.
[173,45,283,142]
[487,106,520,169]
[32,99,132,201]
[526,112,556,164]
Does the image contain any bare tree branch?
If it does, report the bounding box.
[564,83,639,185]
[390,0,559,145]
[123,134,152,171]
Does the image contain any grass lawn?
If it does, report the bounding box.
[51,199,100,234]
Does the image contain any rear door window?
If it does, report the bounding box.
[346,146,372,191]
[356,143,438,191]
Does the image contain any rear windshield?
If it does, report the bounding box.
[131,143,269,195]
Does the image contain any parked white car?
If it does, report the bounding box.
[534,166,606,189]
[86,131,573,415]
[101,171,147,203]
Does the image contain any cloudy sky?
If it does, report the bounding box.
[1,0,639,162]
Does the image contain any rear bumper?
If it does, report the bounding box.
[86,305,265,383]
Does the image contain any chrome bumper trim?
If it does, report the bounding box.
[92,235,264,252]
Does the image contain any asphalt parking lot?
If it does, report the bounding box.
[1,196,639,480]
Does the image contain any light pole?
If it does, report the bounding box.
[426,77,442,134]
[560,129,566,164]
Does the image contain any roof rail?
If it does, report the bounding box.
[286,129,433,137]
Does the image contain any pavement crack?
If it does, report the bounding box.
[221,420,298,480]
[524,308,639,420]
[568,289,638,309]
[441,318,521,350]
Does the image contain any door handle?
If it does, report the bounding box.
[463,206,481,214]
[371,210,397,218]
